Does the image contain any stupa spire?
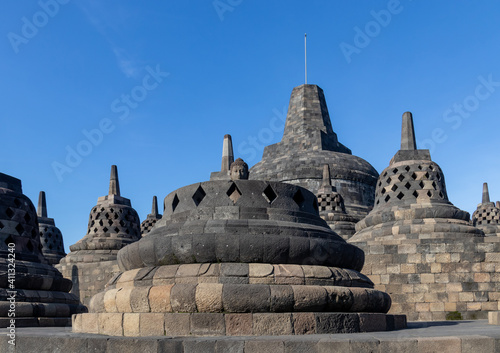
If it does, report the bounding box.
[109,165,120,196]
[37,191,47,218]
[482,182,490,204]
[401,111,417,150]
[151,196,158,217]
[221,134,234,173]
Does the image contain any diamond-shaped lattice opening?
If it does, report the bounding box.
[391,185,398,192]
[100,207,105,212]
[44,238,48,243]
[26,240,34,252]
[172,194,180,212]
[0,221,3,229]
[376,200,380,205]
[397,192,405,200]
[382,171,387,177]
[108,219,113,226]
[226,183,242,204]
[114,227,120,233]
[114,213,119,219]
[93,227,98,233]
[4,235,14,247]
[119,220,125,227]
[103,227,109,233]
[378,181,382,187]
[419,181,425,188]
[411,173,417,180]
[48,244,53,250]
[432,181,437,189]
[405,166,411,172]
[13,198,22,208]
[263,184,277,204]
[404,182,411,190]
[105,213,110,219]
[99,220,104,226]
[15,224,24,235]
[5,208,14,219]
[24,212,31,223]
[413,191,419,198]
[417,165,422,170]
[381,188,386,195]
[427,190,432,197]
[398,174,405,182]
[439,192,444,198]
[393,168,398,174]
[293,190,305,208]
[424,172,430,179]
[386,177,391,184]
[192,185,206,207]
[92,207,97,213]
[384,195,391,202]
[437,174,441,181]
[429,165,434,171]
[109,208,114,213]
[47,232,52,238]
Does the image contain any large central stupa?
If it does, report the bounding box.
[250,84,378,238]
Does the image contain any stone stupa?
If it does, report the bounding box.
[472,183,500,236]
[250,84,378,239]
[73,153,405,337]
[56,165,141,306]
[140,196,162,236]
[0,172,85,327]
[37,191,66,265]
[349,112,500,321]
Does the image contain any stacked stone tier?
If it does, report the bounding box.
[118,180,364,271]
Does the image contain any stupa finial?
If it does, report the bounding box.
[221,134,234,173]
[401,112,417,150]
[109,165,120,196]
[482,182,490,204]
[151,196,158,216]
[321,164,332,188]
[37,191,47,218]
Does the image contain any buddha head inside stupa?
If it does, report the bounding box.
[72,134,406,337]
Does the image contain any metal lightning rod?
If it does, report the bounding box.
[304,33,307,84]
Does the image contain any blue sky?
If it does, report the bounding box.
[1,1,499,252]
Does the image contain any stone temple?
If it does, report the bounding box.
[56,165,141,306]
[472,183,500,237]
[140,196,162,236]
[0,172,85,327]
[73,157,405,336]
[37,191,66,265]
[349,112,500,321]
[250,84,379,239]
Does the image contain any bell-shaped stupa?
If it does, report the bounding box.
[56,165,141,306]
[0,172,85,327]
[349,112,500,321]
[140,196,162,236]
[73,147,405,337]
[472,183,500,236]
[37,191,66,265]
[316,165,358,240]
[250,84,378,239]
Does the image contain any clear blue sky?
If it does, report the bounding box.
[1,1,499,252]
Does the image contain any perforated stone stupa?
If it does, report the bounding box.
[349,112,500,321]
[250,84,378,238]
[0,172,85,327]
[140,196,162,236]
[472,183,500,236]
[56,165,141,306]
[73,156,405,337]
[317,164,358,240]
[37,191,66,265]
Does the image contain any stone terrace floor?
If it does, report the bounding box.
[1,320,500,352]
